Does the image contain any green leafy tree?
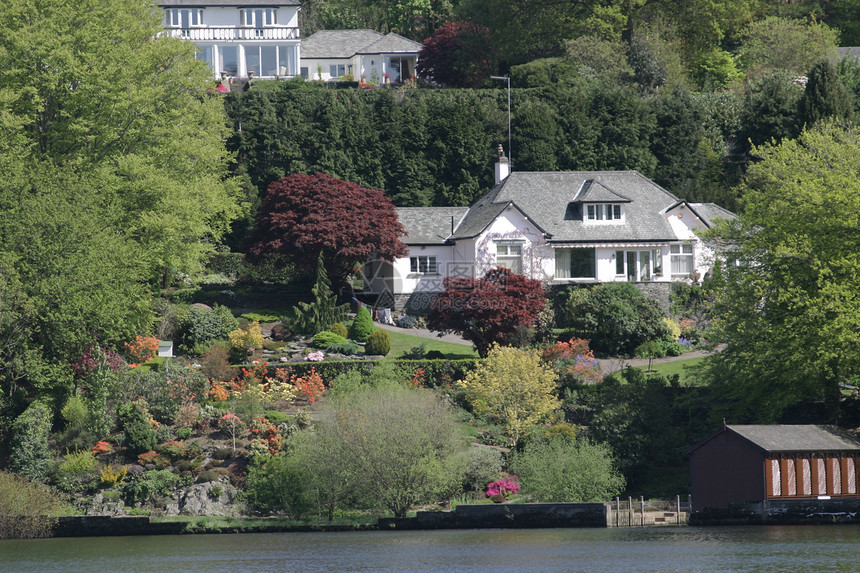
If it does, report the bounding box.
[0,0,241,398]
[738,16,839,76]
[458,345,560,447]
[559,283,669,357]
[0,471,67,539]
[512,436,625,502]
[10,402,53,480]
[574,368,689,496]
[320,385,469,517]
[288,253,349,335]
[703,123,860,422]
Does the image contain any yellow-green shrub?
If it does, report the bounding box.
[229,321,264,350]
[331,322,348,338]
[100,464,128,488]
[365,329,391,356]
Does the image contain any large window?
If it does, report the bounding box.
[586,204,622,221]
[167,8,203,28]
[496,243,523,273]
[218,46,239,75]
[410,256,437,274]
[670,244,694,276]
[329,64,346,78]
[555,249,595,279]
[196,45,214,72]
[245,46,278,76]
[278,46,296,76]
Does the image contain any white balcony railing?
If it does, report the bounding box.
[161,27,300,41]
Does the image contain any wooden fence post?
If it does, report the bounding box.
[628,496,633,526]
[640,496,645,526]
[676,494,681,524]
[615,497,620,527]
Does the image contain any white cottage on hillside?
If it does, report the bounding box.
[365,149,735,311]
[300,29,421,82]
[158,0,301,79]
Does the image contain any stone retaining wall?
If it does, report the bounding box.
[378,502,608,530]
[690,499,860,526]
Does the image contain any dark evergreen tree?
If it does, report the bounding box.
[512,98,561,171]
[740,70,804,148]
[800,59,854,127]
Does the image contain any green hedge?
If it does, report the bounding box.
[261,358,482,387]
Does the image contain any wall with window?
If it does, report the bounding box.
[301,58,357,80]
[766,454,859,499]
[163,6,300,78]
[554,246,646,282]
[476,207,552,280]
[381,245,460,296]
[167,6,299,29]
[665,204,717,279]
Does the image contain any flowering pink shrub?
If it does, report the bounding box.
[71,344,125,378]
[486,476,521,498]
[306,351,324,362]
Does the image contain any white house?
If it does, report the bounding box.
[300,29,421,82]
[365,148,735,311]
[158,0,301,79]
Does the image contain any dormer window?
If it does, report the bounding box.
[586,203,622,221]
[167,8,203,28]
[241,8,277,27]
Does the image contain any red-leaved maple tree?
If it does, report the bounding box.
[426,267,546,358]
[245,173,408,290]
[417,21,495,88]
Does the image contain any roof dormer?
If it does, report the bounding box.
[570,179,631,224]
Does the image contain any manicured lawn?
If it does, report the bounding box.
[632,355,708,386]
[382,329,478,360]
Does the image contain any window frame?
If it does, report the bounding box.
[495,242,523,274]
[167,8,204,28]
[670,243,695,277]
[585,203,623,222]
[240,8,277,27]
[409,255,437,275]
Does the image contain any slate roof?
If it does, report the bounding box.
[302,30,421,60]
[699,425,860,454]
[836,47,860,60]
[159,0,299,7]
[687,203,737,227]
[397,207,468,245]
[357,33,423,55]
[451,171,682,243]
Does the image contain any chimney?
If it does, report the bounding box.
[495,143,510,185]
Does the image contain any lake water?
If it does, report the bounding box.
[1,526,859,572]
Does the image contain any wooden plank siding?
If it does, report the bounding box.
[765,453,860,500]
